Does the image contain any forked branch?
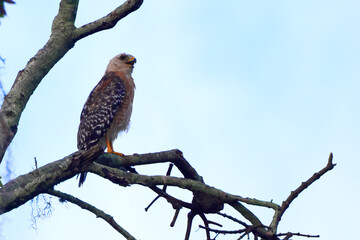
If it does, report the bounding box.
[0,149,335,240]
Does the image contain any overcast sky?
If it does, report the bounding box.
[0,1,359,240]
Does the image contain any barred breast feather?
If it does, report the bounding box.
[77,72,126,151]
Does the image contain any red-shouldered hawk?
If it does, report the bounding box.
[77,53,136,186]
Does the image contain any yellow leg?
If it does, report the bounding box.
[106,135,125,156]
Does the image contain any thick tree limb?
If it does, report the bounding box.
[0,146,103,214]
[0,149,202,214]
[47,189,136,240]
[0,149,274,221]
[0,0,78,161]
[0,149,186,214]
[96,149,203,181]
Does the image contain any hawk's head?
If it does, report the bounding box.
[106,53,136,74]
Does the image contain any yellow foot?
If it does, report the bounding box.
[106,135,125,156]
[108,151,125,157]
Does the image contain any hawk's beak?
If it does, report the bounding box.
[126,57,136,66]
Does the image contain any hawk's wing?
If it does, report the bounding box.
[77,72,126,150]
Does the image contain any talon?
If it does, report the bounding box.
[109,151,125,157]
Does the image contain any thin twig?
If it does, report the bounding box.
[199,213,211,240]
[217,212,248,227]
[199,224,270,240]
[144,195,160,211]
[47,189,136,240]
[207,220,222,228]
[34,157,38,169]
[278,232,320,239]
[185,211,196,240]
[145,163,174,211]
[170,208,180,227]
[199,225,246,235]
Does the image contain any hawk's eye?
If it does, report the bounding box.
[119,54,127,60]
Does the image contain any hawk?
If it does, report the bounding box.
[77,53,136,186]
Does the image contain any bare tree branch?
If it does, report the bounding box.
[0,146,103,214]
[88,161,275,209]
[96,149,203,181]
[198,213,211,240]
[229,202,264,228]
[0,0,79,162]
[278,232,320,239]
[73,0,143,41]
[198,223,269,239]
[269,153,336,234]
[184,211,196,240]
[170,208,180,227]
[0,146,336,239]
[47,189,136,240]
[96,151,279,210]
[217,212,248,227]
[145,163,174,211]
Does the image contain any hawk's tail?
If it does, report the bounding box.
[78,172,87,187]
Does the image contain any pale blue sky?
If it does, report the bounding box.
[0,1,359,239]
